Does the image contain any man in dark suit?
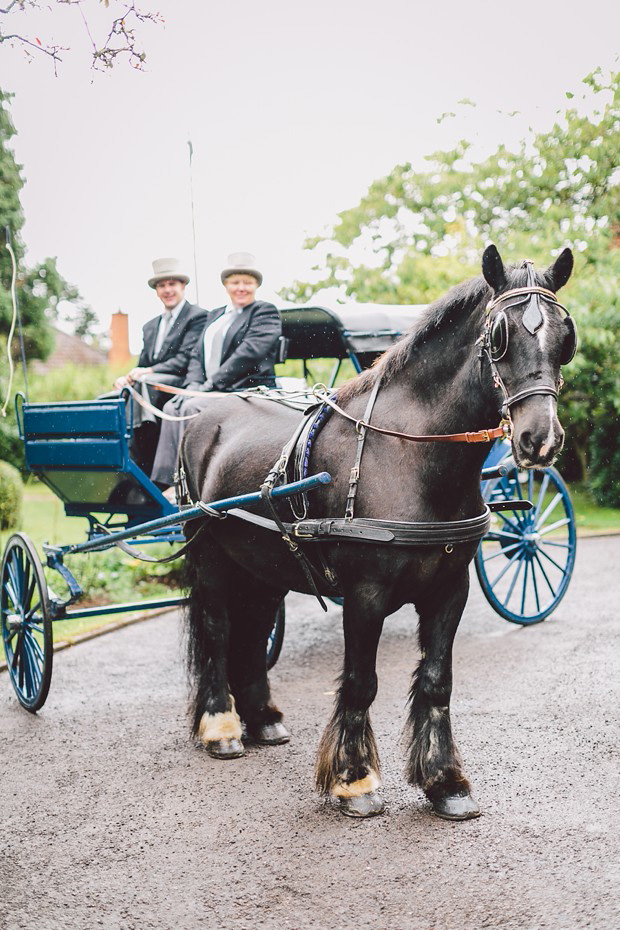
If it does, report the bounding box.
[114,257,207,473]
[151,252,282,494]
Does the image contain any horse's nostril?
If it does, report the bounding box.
[519,430,534,454]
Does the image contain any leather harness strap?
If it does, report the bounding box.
[312,386,508,445]
[226,506,492,548]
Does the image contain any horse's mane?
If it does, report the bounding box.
[336,275,489,402]
[336,263,541,403]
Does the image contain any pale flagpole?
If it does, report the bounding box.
[188,138,200,304]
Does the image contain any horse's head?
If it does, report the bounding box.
[481,245,576,468]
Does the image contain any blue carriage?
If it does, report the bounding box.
[1,302,576,712]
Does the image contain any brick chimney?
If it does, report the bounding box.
[108,310,131,367]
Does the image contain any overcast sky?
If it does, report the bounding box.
[3,0,619,352]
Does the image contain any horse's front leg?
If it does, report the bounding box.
[407,567,481,820]
[227,575,290,746]
[185,539,244,760]
[315,588,386,818]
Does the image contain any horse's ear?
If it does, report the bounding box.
[544,248,573,292]
[482,244,507,293]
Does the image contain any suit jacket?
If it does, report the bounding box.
[185,300,282,391]
[138,300,207,378]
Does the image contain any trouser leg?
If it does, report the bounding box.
[150,394,213,486]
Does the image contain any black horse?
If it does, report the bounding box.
[180,245,575,819]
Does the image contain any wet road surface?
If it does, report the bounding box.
[1,536,619,930]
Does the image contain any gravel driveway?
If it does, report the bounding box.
[1,536,619,930]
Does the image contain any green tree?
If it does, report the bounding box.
[1,88,95,466]
[282,70,620,503]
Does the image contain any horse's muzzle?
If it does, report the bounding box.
[512,398,564,468]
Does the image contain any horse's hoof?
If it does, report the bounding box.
[248,722,291,745]
[339,792,385,818]
[431,791,481,821]
[205,738,245,760]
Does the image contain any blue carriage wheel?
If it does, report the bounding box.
[1,533,53,712]
[266,601,285,671]
[475,466,576,625]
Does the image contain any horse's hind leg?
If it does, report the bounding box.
[227,574,289,745]
[407,569,481,820]
[185,535,244,760]
[315,589,385,818]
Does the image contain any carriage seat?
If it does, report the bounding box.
[17,396,175,524]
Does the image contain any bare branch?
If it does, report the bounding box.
[0,32,65,69]
[0,0,162,71]
[0,1,24,15]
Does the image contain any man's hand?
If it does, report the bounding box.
[127,366,154,383]
[114,367,153,391]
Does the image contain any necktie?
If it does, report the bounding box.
[155,313,172,358]
[205,309,235,378]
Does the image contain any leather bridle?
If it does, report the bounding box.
[479,270,575,423]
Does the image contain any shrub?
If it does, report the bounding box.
[0,460,23,529]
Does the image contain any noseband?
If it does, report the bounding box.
[480,262,576,421]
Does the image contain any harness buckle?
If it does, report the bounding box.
[292,524,315,539]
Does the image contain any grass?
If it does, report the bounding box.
[1,480,183,659]
[2,428,620,663]
[567,484,620,534]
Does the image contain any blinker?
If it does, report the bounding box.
[489,311,508,361]
[561,316,577,366]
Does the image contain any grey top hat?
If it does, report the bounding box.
[220,251,263,286]
[148,257,190,289]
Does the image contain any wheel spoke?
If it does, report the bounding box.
[535,493,562,530]
[520,558,530,615]
[24,573,36,612]
[23,636,43,683]
[540,540,573,551]
[25,600,41,621]
[20,637,36,698]
[6,558,22,604]
[490,545,524,588]
[529,557,541,613]
[503,556,525,606]
[495,511,524,532]
[533,552,557,597]
[24,629,44,665]
[535,472,551,514]
[480,542,522,562]
[3,577,19,608]
[538,518,571,537]
[536,545,567,573]
[486,528,522,541]
[15,548,25,594]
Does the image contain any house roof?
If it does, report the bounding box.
[30,328,107,374]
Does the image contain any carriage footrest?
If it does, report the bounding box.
[488,500,533,512]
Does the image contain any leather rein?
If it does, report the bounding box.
[138,281,566,444]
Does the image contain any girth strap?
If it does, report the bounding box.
[227,506,492,548]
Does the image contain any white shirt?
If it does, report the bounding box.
[202,304,243,377]
[153,299,186,358]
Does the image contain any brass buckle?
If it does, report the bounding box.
[292,524,314,539]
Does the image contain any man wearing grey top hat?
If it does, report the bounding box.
[114,257,207,473]
[151,252,281,495]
